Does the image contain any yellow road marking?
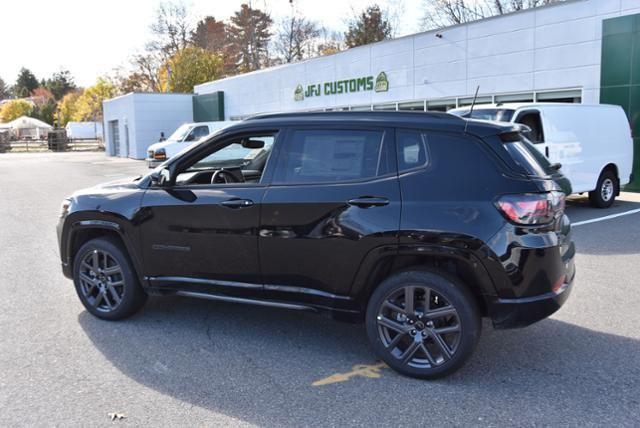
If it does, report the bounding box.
[312,362,389,386]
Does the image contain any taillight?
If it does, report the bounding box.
[496,192,565,225]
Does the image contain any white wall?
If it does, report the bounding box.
[103,93,193,159]
[195,0,640,117]
[103,94,135,157]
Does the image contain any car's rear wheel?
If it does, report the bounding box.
[366,269,481,379]
[73,237,146,320]
[589,169,617,208]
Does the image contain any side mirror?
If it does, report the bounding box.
[241,138,265,149]
[150,168,172,187]
[549,162,562,171]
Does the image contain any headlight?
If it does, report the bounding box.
[154,148,167,160]
[59,199,71,218]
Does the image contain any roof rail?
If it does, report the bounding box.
[244,110,457,121]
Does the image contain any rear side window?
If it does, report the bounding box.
[501,133,549,177]
[273,129,390,184]
[396,129,429,172]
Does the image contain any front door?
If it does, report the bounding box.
[139,131,278,296]
[259,127,401,305]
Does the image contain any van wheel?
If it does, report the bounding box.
[365,269,481,379]
[589,170,617,208]
[73,237,147,320]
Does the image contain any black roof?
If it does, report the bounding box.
[233,110,515,137]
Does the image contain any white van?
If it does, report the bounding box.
[449,103,633,207]
[146,121,235,167]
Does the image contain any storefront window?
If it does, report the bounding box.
[427,99,456,112]
[536,89,581,103]
[458,96,492,107]
[350,105,373,111]
[495,93,534,104]
[373,103,397,111]
[398,101,425,111]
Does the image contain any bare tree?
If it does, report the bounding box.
[313,28,345,56]
[420,0,562,30]
[115,53,163,93]
[148,1,192,59]
[384,0,406,38]
[275,15,320,63]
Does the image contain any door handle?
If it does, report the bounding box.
[545,146,550,158]
[347,197,390,208]
[221,198,254,208]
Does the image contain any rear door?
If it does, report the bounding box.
[259,126,400,304]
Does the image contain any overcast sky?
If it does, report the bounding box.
[0,0,425,87]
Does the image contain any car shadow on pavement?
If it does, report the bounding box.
[78,296,640,426]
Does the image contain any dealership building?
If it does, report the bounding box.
[103,0,640,188]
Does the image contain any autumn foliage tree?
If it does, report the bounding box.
[158,46,223,93]
[344,5,392,48]
[57,91,82,126]
[72,78,117,122]
[0,99,33,123]
[191,16,237,76]
[227,4,273,72]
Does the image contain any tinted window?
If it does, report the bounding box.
[515,112,544,143]
[396,130,429,172]
[503,135,549,177]
[274,129,388,184]
[191,136,275,170]
[450,108,515,122]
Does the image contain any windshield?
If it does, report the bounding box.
[166,124,193,142]
[451,108,515,122]
[190,136,275,171]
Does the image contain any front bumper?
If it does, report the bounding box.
[488,253,575,329]
[147,159,163,168]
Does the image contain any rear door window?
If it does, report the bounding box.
[273,129,392,184]
[396,129,429,172]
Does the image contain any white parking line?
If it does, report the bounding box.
[572,208,640,227]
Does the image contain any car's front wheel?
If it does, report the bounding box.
[366,269,481,379]
[73,237,147,320]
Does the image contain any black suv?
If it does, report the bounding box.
[57,112,575,379]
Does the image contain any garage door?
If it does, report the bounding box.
[109,120,120,156]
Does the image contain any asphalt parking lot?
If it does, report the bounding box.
[1,152,639,427]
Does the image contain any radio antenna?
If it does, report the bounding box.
[464,85,480,133]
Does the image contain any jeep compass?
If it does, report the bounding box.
[57,112,575,379]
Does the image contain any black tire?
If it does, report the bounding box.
[73,237,147,320]
[366,269,481,379]
[589,169,617,208]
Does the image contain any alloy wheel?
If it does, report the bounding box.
[78,249,125,313]
[376,285,461,368]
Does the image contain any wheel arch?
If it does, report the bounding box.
[351,244,498,317]
[66,220,144,284]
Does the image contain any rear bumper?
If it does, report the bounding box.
[488,255,575,329]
